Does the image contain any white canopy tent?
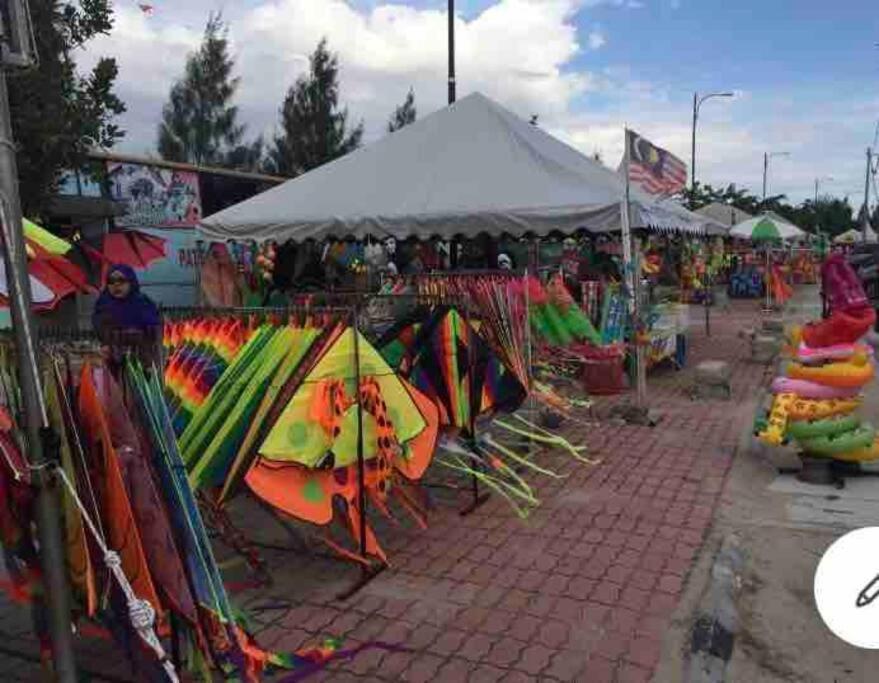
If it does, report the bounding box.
[199,92,706,242]
[834,227,878,244]
[693,202,753,234]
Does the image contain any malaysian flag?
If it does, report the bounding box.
[623,129,687,196]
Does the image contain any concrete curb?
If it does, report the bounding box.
[685,534,745,683]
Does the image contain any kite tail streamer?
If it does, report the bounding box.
[436,454,537,516]
[494,416,600,465]
[481,435,566,479]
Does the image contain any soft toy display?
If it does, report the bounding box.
[756,255,879,463]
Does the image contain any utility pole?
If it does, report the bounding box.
[863,147,873,240]
[690,92,697,189]
[762,152,768,199]
[447,0,455,104]
[0,2,77,680]
[762,151,790,200]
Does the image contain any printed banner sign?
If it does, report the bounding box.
[107,161,202,228]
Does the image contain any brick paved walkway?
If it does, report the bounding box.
[0,298,771,681]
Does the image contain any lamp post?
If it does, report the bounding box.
[762,151,790,199]
[690,91,734,190]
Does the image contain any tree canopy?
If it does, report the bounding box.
[9,0,125,219]
[388,89,416,132]
[265,39,363,177]
[157,13,261,170]
[683,182,860,236]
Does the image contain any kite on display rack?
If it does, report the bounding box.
[163,316,249,434]
[159,308,440,566]
[248,324,439,564]
[377,304,594,518]
[0,339,341,681]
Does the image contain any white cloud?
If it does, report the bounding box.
[79,0,589,153]
[587,30,606,49]
[75,0,876,205]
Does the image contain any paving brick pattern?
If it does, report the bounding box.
[0,299,769,681]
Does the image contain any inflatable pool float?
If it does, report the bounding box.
[786,414,860,440]
[802,306,876,348]
[796,343,872,365]
[771,377,861,399]
[786,358,874,389]
[756,393,794,446]
[787,397,861,421]
[799,425,875,456]
[831,438,879,463]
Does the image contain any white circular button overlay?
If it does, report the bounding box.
[814,526,879,649]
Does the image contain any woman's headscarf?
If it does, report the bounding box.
[92,264,160,330]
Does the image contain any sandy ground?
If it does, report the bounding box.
[654,286,879,683]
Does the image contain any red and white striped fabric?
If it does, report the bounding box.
[625,129,687,196]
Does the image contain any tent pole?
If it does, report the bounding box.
[460,298,488,516]
[335,302,385,600]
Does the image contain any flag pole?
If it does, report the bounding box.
[621,129,648,412]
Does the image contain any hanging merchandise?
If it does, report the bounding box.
[377,306,527,435]
[200,243,243,307]
[248,322,439,564]
[163,316,250,434]
[412,273,531,391]
[0,338,339,681]
[600,284,627,344]
[159,308,440,565]
[529,274,601,348]
[376,303,593,518]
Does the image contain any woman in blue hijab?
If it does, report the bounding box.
[92,264,161,366]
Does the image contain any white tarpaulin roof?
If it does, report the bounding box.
[199,92,706,242]
[694,202,753,232]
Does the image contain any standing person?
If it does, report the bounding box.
[92,264,161,369]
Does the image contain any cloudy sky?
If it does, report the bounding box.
[77,0,879,205]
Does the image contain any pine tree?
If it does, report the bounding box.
[8,0,125,218]
[158,13,259,169]
[266,39,363,177]
[388,89,416,132]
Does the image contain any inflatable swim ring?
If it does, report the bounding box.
[796,343,872,365]
[770,377,861,399]
[832,438,879,463]
[786,414,860,440]
[799,425,875,456]
[802,306,876,348]
[786,358,874,389]
[786,397,861,420]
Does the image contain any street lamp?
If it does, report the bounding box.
[691,91,734,189]
[762,151,790,199]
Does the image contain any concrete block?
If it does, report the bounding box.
[762,317,785,333]
[694,383,733,400]
[751,335,780,363]
[695,360,732,384]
